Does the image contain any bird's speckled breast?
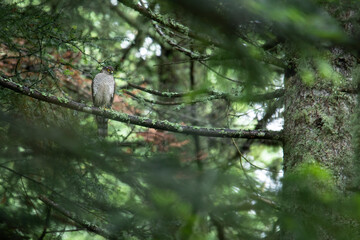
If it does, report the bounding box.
[92,73,115,107]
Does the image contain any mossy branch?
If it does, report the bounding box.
[117,0,214,46]
[0,77,283,141]
[117,0,285,68]
[123,90,222,105]
[125,82,284,102]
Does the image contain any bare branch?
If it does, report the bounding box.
[0,77,283,141]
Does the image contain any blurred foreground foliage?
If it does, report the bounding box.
[1,0,360,239]
[0,109,278,239]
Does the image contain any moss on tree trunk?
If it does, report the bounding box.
[281,50,358,239]
[284,72,356,188]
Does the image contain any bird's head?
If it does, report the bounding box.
[102,66,114,75]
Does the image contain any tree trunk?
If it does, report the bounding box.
[281,50,357,239]
[283,65,356,188]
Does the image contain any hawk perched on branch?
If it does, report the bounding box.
[92,66,115,137]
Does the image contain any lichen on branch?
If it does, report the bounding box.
[0,77,283,141]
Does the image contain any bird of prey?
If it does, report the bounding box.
[91,66,115,137]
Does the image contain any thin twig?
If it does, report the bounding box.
[124,90,221,105]
[154,24,209,60]
[126,82,284,102]
[200,61,243,84]
[231,138,258,192]
[39,195,112,239]
[232,138,279,173]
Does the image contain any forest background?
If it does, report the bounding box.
[1,0,360,240]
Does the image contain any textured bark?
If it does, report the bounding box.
[283,1,358,187]
[280,2,360,238]
[282,51,357,239]
[283,71,356,189]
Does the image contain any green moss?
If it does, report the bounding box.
[258,132,266,137]
[300,68,315,86]
[320,114,336,134]
[293,108,311,124]
[283,162,338,203]
[177,126,183,132]
[83,106,92,112]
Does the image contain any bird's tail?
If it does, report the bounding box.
[96,116,108,137]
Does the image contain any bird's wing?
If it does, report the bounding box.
[91,75,95,104]
[110,75,115,105]
[92,73,99,98]
[92,73,104,104]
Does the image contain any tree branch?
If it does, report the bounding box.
[0,77,283,141]
[125,82,284,102]
[153,23,209,60]
[210,214,225,240]
[39,195,111,239]
[126,82,208,98]
[117,0,216,47]
[237,100,282,154]
[116,1,285,69]
[200,61,243,83]
[124,90,221,105]
[247,89,284,102]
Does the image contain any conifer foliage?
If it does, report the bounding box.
[1,0,360,239]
